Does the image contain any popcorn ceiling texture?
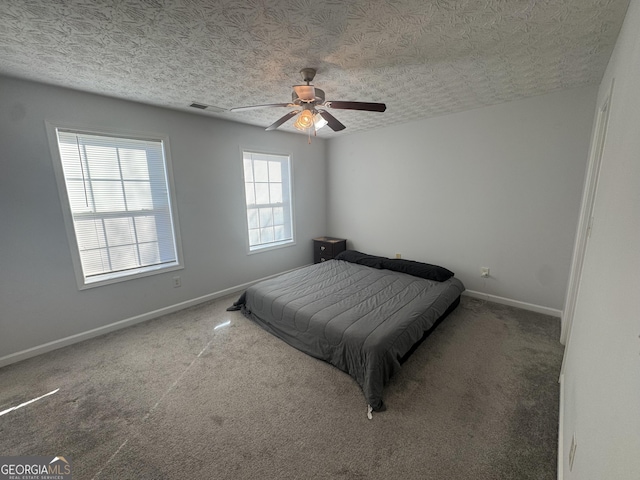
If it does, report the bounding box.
[0,0,629,136]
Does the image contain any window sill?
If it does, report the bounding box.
[78,262,183,290]
[247,240,296,255]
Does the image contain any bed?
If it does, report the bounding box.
[229,250,465,413]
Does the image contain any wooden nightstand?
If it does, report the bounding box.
[313,237,347,263]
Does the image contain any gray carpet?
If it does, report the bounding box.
[0,295,563,479]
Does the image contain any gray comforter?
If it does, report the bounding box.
[233,259,465,411]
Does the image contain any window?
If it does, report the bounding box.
[242,150,294,252]
[50,126,182,288]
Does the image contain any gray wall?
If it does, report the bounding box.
[0,76,327,360]
[0,74,601,363]
[327,86,597,311]
[560,1,640,478]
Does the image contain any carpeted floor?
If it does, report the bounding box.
[0,295,563,479]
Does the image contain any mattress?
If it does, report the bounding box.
[230,259,465,411]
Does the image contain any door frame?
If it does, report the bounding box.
[560,79,614,346]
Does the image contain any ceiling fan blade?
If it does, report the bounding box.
[293,85,316,102]
[230,103,293,112]
[326,101,386,112]
[318,110,346,131]
[265,110,300,131]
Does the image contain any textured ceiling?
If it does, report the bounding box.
[0,0,630,138]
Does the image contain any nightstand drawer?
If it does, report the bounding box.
[313,237,347,264]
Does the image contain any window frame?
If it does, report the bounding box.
[46,121,184,290]
[241,148,296,254]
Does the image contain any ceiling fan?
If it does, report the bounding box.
[230,68,386,134]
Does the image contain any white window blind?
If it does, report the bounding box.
[55,129,180,285]
[242,151,294,251]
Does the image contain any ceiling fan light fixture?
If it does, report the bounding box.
[293,110,314,130]
[313,112,328,130]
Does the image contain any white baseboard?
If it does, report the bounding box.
[0,271,560,368]
[463,290,563,318]
[0,266,308,369]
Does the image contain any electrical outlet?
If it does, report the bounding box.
[395,253,402,259]
[481,267,490,278]
[569,433,577,471]
[172,276,181,288]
